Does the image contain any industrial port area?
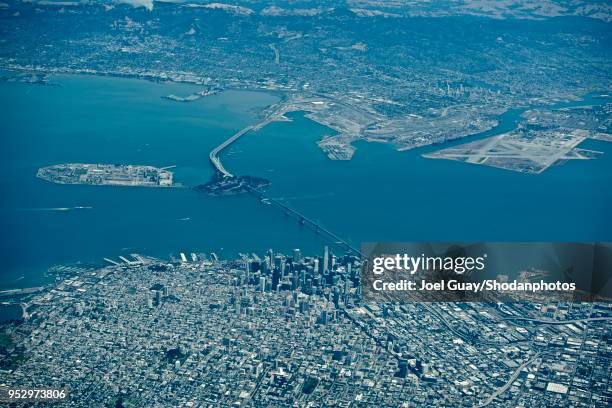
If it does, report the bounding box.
[0,249,610,407]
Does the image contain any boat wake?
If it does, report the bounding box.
[16,206,93,212]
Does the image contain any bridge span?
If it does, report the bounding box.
[208,119,361,257]
[209,125,254,177]
[248,186,361,257]
[209,118,276,177]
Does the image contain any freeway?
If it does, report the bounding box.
[209,117,276,177]
[209,125,254,177]
[475,353,541,407]
[505,316,612,325]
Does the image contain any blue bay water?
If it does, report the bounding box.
[226,104,612,243]
[0,75,328,288]
[1,75,611,289]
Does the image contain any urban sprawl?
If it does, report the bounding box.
[1,248,610,407]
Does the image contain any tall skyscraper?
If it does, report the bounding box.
[323,246,329,274]
[274,256,284,275]
[272,268,281,291]
[267,248,274,266]
[244,261,250,285]
[291,273,299,290]
[293,248,301,262]
[234,295,241,314]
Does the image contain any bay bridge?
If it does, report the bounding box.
[208,122,361,257]
[248,186,361,256]
[208,125,254,178]
[208,116,275,178]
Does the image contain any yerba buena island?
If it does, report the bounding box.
[0,1,611,407]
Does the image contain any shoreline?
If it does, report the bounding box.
[4,65,608,165]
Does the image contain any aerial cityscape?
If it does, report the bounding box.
[3,249,612,407]
[0,0,611,406]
